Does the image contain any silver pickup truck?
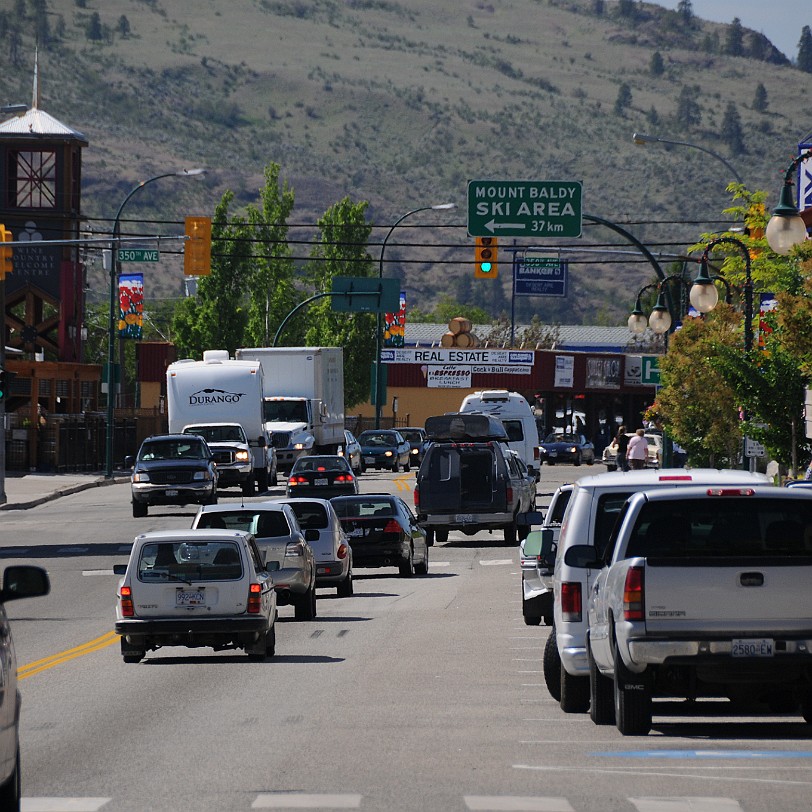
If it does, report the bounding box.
[571,485,812,735]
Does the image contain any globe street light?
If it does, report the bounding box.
[374,202,455,429]
[632,131,743,185]
[765,149,812,255]
[105,168,207,478]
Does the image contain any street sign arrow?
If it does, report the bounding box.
[486,219,527,232]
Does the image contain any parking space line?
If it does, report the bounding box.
[464,796,574,811]
[22,797,112,811]
[252,793,362,808]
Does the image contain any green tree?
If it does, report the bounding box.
[646,105,660,127]
[613,82,632,117]
[723,17,744,57]
[677,0,693,26]
[674,83,701,130]
[244,163,298,347]
[720,101,745,153]
[86,11,103,41]
[752,82,768,112]
[172,192,252,358]
[649,51,665,77]
[799,26,812,73]
[303,197,376,409]
[118,15,131,38]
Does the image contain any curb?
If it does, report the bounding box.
[0,476,129,512]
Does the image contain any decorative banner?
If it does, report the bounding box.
[384,290,406,348]
[799,140,812,212]
[758,292,777,350]
[118,273,144,339]
[554,355,574,388]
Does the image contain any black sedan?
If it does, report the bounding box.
[399,427,430,465]
[331,494,428,577]
[356,430,411,472]
[286,455,359,498]
[538,432,595,466]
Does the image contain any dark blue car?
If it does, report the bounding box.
[357,430,411,472]
[538,432,595,467]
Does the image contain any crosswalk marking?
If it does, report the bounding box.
[252,794,362,808]
[630,799,743,812]
[23,799,111,811]
[465,797,574,811]
[480,559,514,566]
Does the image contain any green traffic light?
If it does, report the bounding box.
[480,262,492,273]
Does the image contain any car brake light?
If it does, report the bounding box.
[247,582,262,613]
[285,541,305,557]
[413,484,419,508]
[623,566,645,621]
[659,475,693,481]
[120,585,134,617]
[707,487,755,496]
[337,543,348,560]
[533,447,540,462]
[506,486,513,504]
[383,519,401,535]
[335,474,353,483]
[560,582,582,622]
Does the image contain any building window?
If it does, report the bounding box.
[9,150,57,208]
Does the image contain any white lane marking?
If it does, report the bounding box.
[513,658,543,661]
[480,559,514,566]
[464,797,574,811]
[252,794,362,809]
[82,570,114,576]
[23,800,112,812]
[430,561,451,567]
[630,800,743,812]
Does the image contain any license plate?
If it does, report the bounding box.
[176,590,205,606]
[347,528,365,538]
[364,456,375,464]
[165,489,179,497]
[455,514,474,523]
[732,638,774,657]
[548,451,557,457]
[315,477,328,486]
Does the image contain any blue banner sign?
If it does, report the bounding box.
[514,255,568,297]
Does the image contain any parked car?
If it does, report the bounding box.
[399,427,430,465]
[331,494,429,577]
[339,429,364,475]
[113,529,277,662]
[276,497,354,597]
[601,432,661,471]
[539,431,595,466]
[356,430,411,472]
[520,483,572,628]
[126,434,218,518]
[0,565,50,810]
[286,454,359,498]
[505,449,537,534]
[192,502,317,620]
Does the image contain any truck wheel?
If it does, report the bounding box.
[435,528,449,544]
[241,478,256,497]
[503,522,517,545]
[337,570,353,597]
[121,638,145,663]
[560,662,590,713]
[588,641,615,725]
[132,501,148,518]
[247,627,274,660]
[256,467,269,493]
[523,611,542,627]
[613,646,652,735]
[543,630,561,701]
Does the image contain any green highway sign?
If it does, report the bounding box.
[331,276,400,313]
[641,355,661,385]
[118,248,159,262]
[467,179,582,238]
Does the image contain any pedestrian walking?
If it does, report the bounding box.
[627,428,648,470]
[612,425,630,472]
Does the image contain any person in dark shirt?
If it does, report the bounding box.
[612,425,630,472]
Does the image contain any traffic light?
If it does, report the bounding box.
[0,224,13,279]
[475,236,498,278]
[184,216,212,275]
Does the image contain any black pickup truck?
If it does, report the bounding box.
[414,413,539,545]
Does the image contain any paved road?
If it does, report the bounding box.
[3,464,812,811]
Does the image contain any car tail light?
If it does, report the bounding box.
[247,583,262,614]
[659,475,692,481]
[413,484,419,509]
[707,487,755,496]
[382,519,401,536]
[623,566,645,621]
[285,541,305,557]
[533,447,540,462]
[506,486,513,504]
[289,475,307,485]
[337,543,348,560]
[120,585,134,617]
[560,582,582,623]
[335,474,353,483]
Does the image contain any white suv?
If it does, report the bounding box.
[550,467,771,712]
[114,530,276,662]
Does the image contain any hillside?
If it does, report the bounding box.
[2,0,811,325]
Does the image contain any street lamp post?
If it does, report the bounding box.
[765,149,812,255]
[374,202,455,429]
[632,132,743,185]
[105,168,206,478]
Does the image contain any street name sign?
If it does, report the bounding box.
[467,179,582,238]
[118,248,159,262]
[514,255,568,297]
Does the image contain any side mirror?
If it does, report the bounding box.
[517,510,543,527]
[257,435,267,448]
[124,455,135,468]
[113,564,128,576]
[563,544,603,570]
[0,565,50,603]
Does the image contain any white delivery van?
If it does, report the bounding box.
[460,390,540,478]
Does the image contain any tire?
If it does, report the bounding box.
[574,453,582,467]
[424,528,435,547]
[524,612,542,627]
[337,570,354,597]
[121,639,145,663]
[241,477,256,497]
[560,661,590,713]
[435,528,449,544]
[0,746,20,811]
[801,698,812,724]
[132,501,148,518]
[414,545,429,575]
[606,464,617,473]
[543,630,562,702]
[294,583,317,621]
[613,645,652,735]
[399,546,415,577]
[270,469,279,486]
[256,467,269,493]
[247,627,273,660]
[504,521,517,545]
[402,458,410,472]
[518,523,530,541]
[588,641,615,725]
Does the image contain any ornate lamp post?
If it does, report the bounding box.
[765,149,812,255]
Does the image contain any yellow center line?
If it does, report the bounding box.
[19,631,118,680]
[394,475,413,491]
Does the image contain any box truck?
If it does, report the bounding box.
[166,351,277,494]
[235,347,344,472]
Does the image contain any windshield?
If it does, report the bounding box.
[400,430,424,443]
[358,432,396,447]
[195,510,291,538]
[263,400,308,423]
[138,541,242,581]
[544,432,578,443]
[184,425,246,444]
[333,498,395,519]
[139,439,206,461]
[288,502,329,530]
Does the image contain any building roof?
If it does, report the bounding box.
[0,108,88,143]
[403,323,658,354]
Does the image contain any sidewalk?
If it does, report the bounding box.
[0,473,128,511]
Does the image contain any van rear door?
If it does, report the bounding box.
[419,444,506,513]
